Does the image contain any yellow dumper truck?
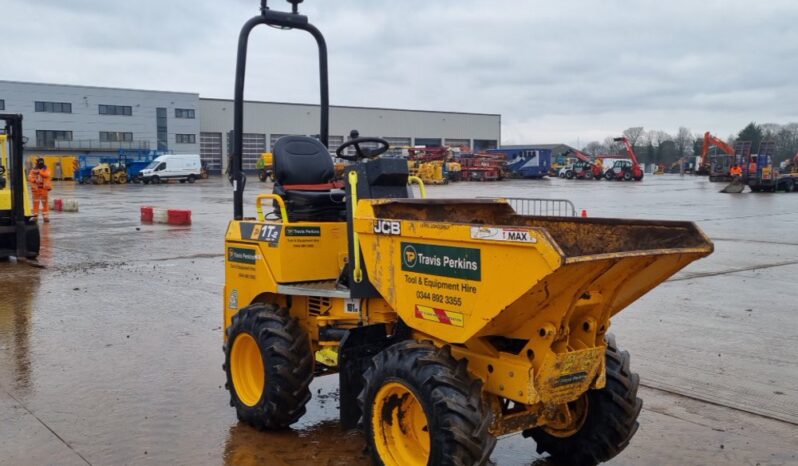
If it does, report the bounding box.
[221,3,714,465]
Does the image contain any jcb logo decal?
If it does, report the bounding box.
[374,220,401,235]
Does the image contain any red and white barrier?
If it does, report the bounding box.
[50,198,79,212]
[140,206,191,225]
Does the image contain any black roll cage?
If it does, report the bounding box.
[231,0,329,219]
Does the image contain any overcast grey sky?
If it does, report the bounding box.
[4,0,798,146]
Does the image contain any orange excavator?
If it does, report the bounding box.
[697,132,735,176]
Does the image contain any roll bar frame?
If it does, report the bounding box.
[231,1,329,219]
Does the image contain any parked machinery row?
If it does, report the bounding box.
[73,151,207,185]
[558,136,644,182]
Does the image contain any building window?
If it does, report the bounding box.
[414,138,442,147]
[100,131,133,142]
[473,139,498,151]
[36,130,73,148]
[34,101,72,113]
[157,107,168,151]
[99,104,132,116]
[0,99,4,111]
[175,108,195,119]
[176,133,196,144]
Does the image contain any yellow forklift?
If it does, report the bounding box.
[222,2,714,465]
[0,114,39,259]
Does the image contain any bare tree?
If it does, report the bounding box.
[673,127,693,158]
[623,127,645,149]
[584,141,606,156]
[774,123,798,162]
[648,130,672,147]
[761,122,781,139]
[604,137,624,155]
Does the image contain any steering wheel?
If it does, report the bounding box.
[336,137,390,161]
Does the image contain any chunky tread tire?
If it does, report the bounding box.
[223,303,313,429]
[528,334,642,466]
[360,340,496,466]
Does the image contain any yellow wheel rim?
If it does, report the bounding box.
[544,395,589,438]
[372,381,430,466]
[230,333,265,407]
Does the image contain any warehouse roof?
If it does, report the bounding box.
[200,97,501,118]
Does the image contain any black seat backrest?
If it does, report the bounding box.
[273,135,334,186]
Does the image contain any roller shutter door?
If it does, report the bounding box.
[200,132,222,173]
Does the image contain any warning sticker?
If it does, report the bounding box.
[414,304,464,327]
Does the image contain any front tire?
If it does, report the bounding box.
[223,303,313,429]
[152,175,160,184]
[525,334,642,466]
[360,340,495,466]
[187,175,196,184]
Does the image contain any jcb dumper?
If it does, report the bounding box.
[220,3,714,465]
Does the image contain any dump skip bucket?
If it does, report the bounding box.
[356,199,714,344]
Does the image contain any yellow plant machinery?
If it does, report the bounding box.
[221,3,714,465]
[0,116,39,259]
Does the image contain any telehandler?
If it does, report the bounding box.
[222,3,714,465]
[0,115,39,259]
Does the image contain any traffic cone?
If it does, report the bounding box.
[581,209,588,217]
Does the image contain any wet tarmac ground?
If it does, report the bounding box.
[1,174,797,465]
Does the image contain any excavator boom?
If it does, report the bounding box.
[700,132,735,168]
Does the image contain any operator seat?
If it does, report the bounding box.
[272,135,346,222]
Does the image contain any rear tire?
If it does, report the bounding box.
[565,170,574,179]
[623,171,632,181]
[223,303,313,429]
[783,180,793,193]
[525,334,642,466]
[26,224,40,259]
[360,340,495,466]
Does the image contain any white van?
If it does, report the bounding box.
[139,154,202,184]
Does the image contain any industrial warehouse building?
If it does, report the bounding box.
[199,99,501,172]
[0,80,200,155]
[0,80,501,173]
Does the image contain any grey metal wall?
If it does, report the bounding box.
[199,98,500,170]
[0,80,200,155]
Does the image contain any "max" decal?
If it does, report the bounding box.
[470,226,537,243]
